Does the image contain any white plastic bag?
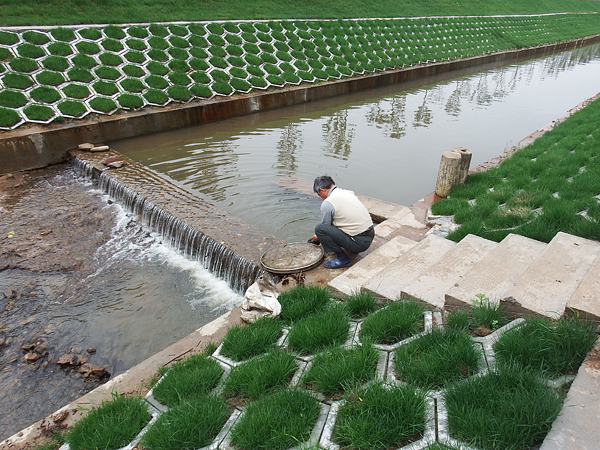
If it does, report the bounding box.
[241,274,281,322]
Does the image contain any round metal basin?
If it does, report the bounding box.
[260,242,324,274]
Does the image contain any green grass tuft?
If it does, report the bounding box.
[286,303,350,354]
[9,57,38,73]
[143,89,169,105]
[117,93,144,110]
[92,80,118,96]
[302,342,378,395]
[223,349,297,398]
[167,85,192,101]
[343,290,378,319]
[22,30,49,45]
[141,395,229,450]
[71,54,97,69]
[89,97,118,113]
[151,353,223,407]
[231,388,320,450]
[335,382,427,450]
[62,83,90,99]
[2,73,33,89]
[120,77,146,93]
[445,367,563,450]
[394,328,481,389]
[0,90,28,108]
[50,27,76,42]
[67,68,94,83]
[0,107,22,127]
[278,284,332,324]
[23,104,56,122]
[57,100,87,117]
[219,317,283,361]
[67,394,150,450]
[360,299,426,344]
[30,86,61,103]
[494,316,597,377]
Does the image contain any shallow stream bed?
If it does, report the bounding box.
[0,164,242,441]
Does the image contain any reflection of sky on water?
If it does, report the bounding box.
[113,44,600,242]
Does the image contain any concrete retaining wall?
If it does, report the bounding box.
[2,35,599,175]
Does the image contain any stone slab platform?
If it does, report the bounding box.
[402,234,497,309]
[363,234,456,301]
[328,235,418,297]
[500,232,600,319]
[445,233,547,309]
[566,253,600,323]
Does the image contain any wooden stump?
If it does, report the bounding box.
[452,147,472,184]
[435,151,462,198]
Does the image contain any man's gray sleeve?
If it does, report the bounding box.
[320,201,335,225]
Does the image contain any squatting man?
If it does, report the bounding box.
[308,176,375,269]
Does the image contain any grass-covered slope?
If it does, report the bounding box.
[1,14,599,130]
[2,0,600,26]
[431,95,600,243]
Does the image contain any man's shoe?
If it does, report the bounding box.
[323,258,352,269]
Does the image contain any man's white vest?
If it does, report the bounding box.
[326,188,373,236]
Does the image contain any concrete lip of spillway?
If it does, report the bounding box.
[260,243,325,274]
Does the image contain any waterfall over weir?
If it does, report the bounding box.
[71,154,279,293]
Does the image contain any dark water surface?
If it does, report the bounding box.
[113,43,600,242]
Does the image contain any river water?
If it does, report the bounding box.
[113,43,600,242]
[0,165,242,441]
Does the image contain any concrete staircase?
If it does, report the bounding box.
[329,225,600,321]
[328,213,600,450]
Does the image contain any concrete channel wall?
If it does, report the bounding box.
[2,35,600,175]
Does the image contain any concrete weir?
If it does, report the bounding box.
[2,34,600,175]
[70,149,284,293]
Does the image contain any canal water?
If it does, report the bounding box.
[113,43,600,243]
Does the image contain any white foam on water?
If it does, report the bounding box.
[87,189,244,311]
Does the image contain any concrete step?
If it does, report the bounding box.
[363,234,456,301]
[500,232,600,319]
[565,253,600,322]
[402,234,498,309]
[445,233,547,309]
[328,235,419,297]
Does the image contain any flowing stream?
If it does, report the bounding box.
[113,43,600,242]
[0,166,242,440]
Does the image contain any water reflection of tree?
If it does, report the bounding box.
[321,110,355,159]
[275,123,303,173]
[365,95,408,138]
[413,91,433,127]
